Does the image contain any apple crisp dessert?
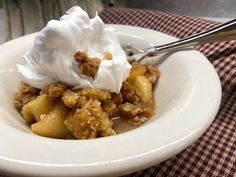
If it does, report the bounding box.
[14,53,160,139]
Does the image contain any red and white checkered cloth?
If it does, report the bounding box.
[99,8,236,177]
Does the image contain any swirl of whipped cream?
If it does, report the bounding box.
[17,6,131,93]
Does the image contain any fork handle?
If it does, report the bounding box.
[146,18,236,54]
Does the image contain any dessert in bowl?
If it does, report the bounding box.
[14,6,160,139]
[0,6,221,177]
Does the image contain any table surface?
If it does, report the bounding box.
[0,7,236,177]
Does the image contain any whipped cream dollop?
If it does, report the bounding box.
[17,6,131,93]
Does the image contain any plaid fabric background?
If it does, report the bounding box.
[99,8,236,177]
[0,8,235,177]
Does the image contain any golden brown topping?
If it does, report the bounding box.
[103,52,113,60]
[43,82,67,99]
[119,103,142,121]
[126,62,160,85]
[65,100,115,139]
[121,81,140,103]
[101,100,118,118]
[14,93,37,110]
[78,88,111,101]
[76,95,88,108]
[111,93,123,105]
[14,93,24,110]
[119,101,154,123]
[74,51,101,79]
[139,101,155,118]
[14,61,161,139]
[74,51,88,62]
[62,89,79,108]
[146,65,160,84]
[14,82,40,110]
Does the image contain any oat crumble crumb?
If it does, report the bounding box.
[74,51,101,79]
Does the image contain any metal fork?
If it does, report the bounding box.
[124,18,236,63]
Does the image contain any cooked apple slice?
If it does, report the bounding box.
[134,75,152,101]
[31,102,69,139]
[126,63,146,83]
[21,94,55,124]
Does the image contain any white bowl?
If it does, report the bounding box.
[0,25,221,177]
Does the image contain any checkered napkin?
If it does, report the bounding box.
[99,8,236,177]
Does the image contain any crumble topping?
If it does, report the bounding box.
[74,51,101,79]
[14,82,40,110]
[14,62,160,139]
[103,52,113,60]
[65,99,115,139]
[43,82,67,99]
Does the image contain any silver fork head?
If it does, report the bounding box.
[122,43,157,63]
[122,43,144,57]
